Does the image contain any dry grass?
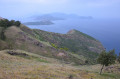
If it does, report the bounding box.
[0,50,120,79]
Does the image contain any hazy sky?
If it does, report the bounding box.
[0,0,120,19]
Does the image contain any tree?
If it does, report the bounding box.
[9,20,21,27]
[0,19,21,40]
[0,19,10,40]
[10,20,15,26]
[0,28,6,40]
[117,52,120,63]
[0,19,10,28]
[15,21,21,26]
[97,49,116,75]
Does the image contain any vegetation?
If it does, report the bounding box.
[0,50,120,79]
[117,52,120,63]
[50,43,69,51]
[97,49,116,75]
[33,29,104,64]
[0,19,21,40]
[0,19,21,28]
[50,43,59,49]
[59,47,69,51]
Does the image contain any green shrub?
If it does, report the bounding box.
[0,19,21,40]
[97,49,116,75]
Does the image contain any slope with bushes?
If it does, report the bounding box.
[0,25,84,65]
[32,29,105,63]
[0,18,104,65]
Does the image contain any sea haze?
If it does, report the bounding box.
[24,18,120,55]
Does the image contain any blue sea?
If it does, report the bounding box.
[24,18,120,55]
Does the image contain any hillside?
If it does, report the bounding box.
[0,26,84,65]
[33,29,104,63]
[0,22,104,64]
[0,19,119,79]
[0,50,120,79]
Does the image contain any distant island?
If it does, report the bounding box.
[23,20,54,25]
[34,13,93,21]
[23,13,93,25]
[35,14,65,21]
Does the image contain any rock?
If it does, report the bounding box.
[7,51,28,57]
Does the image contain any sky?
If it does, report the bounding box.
[0,0,120,19]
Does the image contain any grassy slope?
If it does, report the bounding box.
[0,50,120,79]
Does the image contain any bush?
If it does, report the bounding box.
[0,19,21,40]
[97,49,116,75]
[0,19,21,28]
[117,52,120,63]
